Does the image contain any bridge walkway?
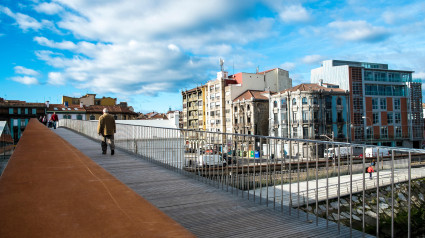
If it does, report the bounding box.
[55,127,371,237]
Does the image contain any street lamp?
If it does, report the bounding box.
[362,116,373,145]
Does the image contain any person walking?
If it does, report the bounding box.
[97,108,116,155]
[50,112,59,129]
[367,166,374,179]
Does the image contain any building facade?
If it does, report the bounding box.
[0,98,46,143]
[269,83,349,158]
[181,86,205,130]
[85,105,138,120]
[46,103,86,121]
[232,90,270,151]
[205,68,292,134]
[62,94,117,106]
[311,60,423,148]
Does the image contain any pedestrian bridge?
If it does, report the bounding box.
[2,119,425,237]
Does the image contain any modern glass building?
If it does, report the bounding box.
[311,60,423,148]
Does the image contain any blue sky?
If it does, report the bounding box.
[1,0,424,113]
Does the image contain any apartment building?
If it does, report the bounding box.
[269,83,349,158]
[62,94,117,106]
[311,60,423,148]
[0,98,46,143]
[181,86,206,130]
[206,68,292,133]
[232,90,270,151]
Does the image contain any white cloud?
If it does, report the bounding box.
[11,76,39,85]
[48,72,66,85]
[280,62,295,71]
[34,36,77,50]
[302,55,324,64]
[0,5,55,31]
[413,72,425,79]
[168,44,180,52]
[14,66,39,76]
[34,2,63,15]
[25,0,273,96]
[279,5,310,23]
[328,20,390,42]
[381,2,425,24]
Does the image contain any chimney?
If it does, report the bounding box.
[46,101,50,108]
[319,79,323,86]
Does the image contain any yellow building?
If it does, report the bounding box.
[62,94,117,106]
[182,86,206,130]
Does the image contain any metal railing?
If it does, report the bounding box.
[59,119,425,238]
[0,121,14,175]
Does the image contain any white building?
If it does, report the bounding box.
[205,68,292,140]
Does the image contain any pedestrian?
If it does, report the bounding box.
[50,112,59,129]
[97,108,116,155]
[42,115,48,126]
[367,166,374,179]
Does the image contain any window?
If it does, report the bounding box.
[381,127,388,138]
[373,113,379,124]
[17,108,21,114]
[113,115,118,120]
[313,97,318,104]
[303,127,308,139]
[77,115,83,120]
[394,98,400,110]
[395,127,402,138]
[364,71,373,81]
[355,127,363,140]
[302,97,307,105]
[337,112,343,122]
[90,115,95,120]
[234,118,238,124]
[281,112,287,122]
[273,101,278,108]
[337,97,342,105]
[234,106,238,112]
[25,108,28,114]
[387,113,393,124]
[372,98,378,109]
[302,111,308,122]
[366,127,373,139]
[247,105,250,111]
[292,98,296,105]
[9,108,13,114]
[32,108,36,114]
[293,128,298,138]
[274,113,278,124]
[293,112,297,122]
[394,113,401,124]
[247,117,251,123]
[380,98,386,110]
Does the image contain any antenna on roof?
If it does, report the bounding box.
[256,66,259,74]
[219,58,224,72]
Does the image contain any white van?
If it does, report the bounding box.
[197,154,227,167]
[324,147,362,159]
[364,148,391,158]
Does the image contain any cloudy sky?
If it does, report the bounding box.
[1,0,424,112]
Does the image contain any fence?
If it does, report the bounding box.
[59,119,425,237]
[0,121,14,175]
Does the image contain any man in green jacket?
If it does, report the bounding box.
[97,108,116,155]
